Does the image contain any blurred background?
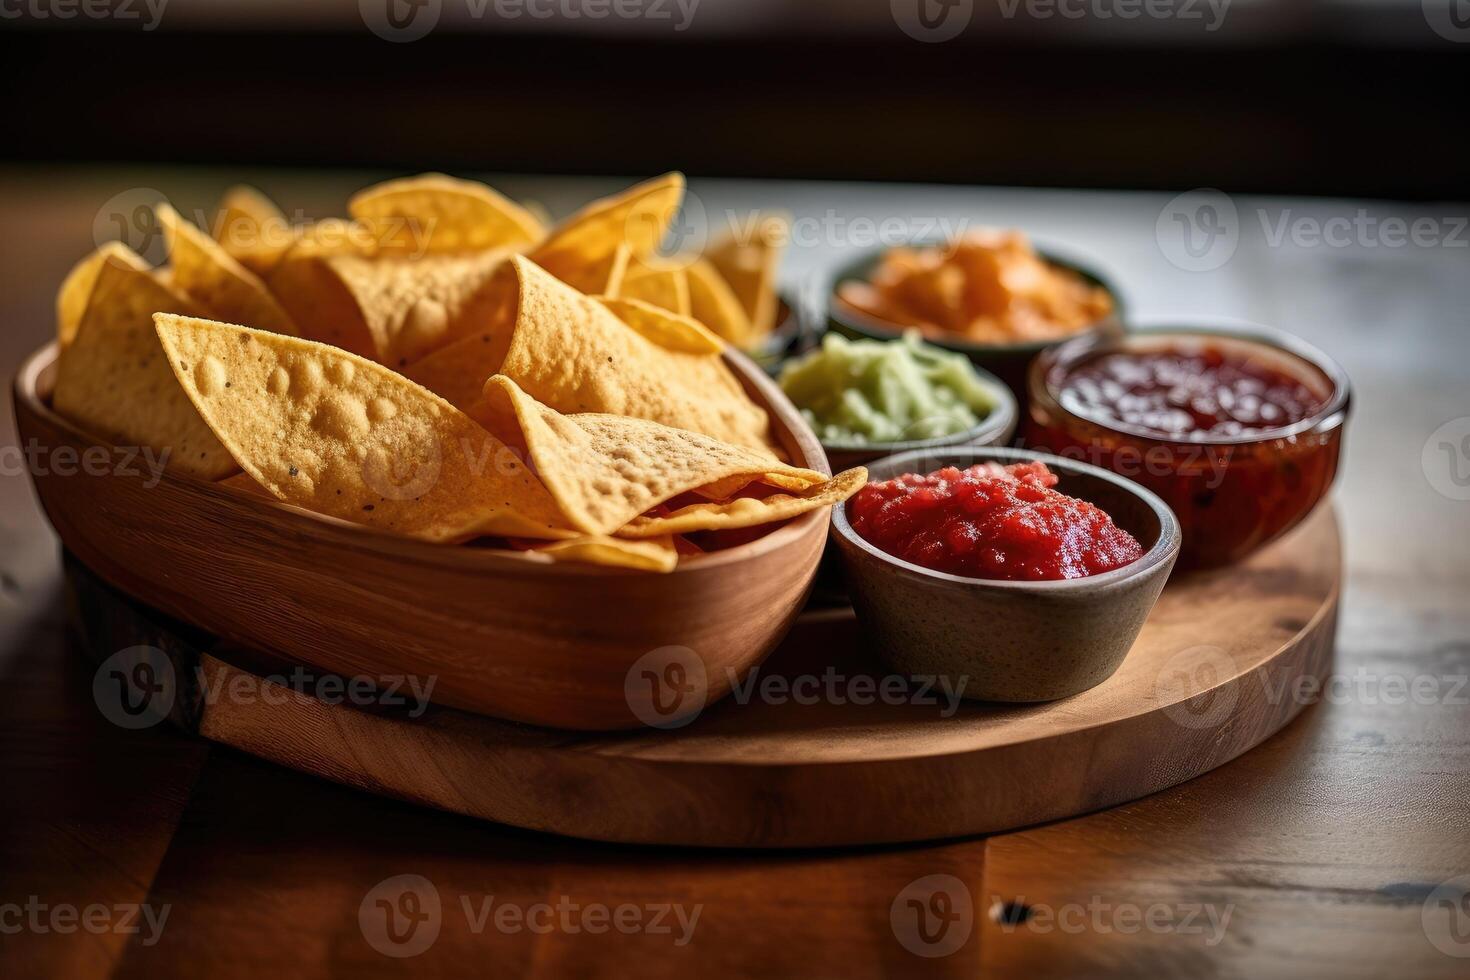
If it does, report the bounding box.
[4,0,1468,198]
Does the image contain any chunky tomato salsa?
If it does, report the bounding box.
[1057,346,1325,440]
[847,461,1143,581]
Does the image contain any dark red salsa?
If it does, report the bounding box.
[847,461,1143,581]
[1057,346,1325,441]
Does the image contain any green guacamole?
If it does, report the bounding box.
[778,331,995,445]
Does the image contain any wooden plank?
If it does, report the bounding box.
[112,749,987,979]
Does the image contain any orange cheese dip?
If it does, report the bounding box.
[838,230,1113,345]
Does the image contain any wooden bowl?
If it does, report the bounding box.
[13,342,831,731]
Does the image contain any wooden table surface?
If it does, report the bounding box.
[2,167,1468,978]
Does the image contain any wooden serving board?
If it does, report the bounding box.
[66,506,1340,849]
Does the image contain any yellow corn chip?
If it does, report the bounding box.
[528,535,678,573]
[519,198,553,230]
[214,185,295,276]
[618,256,691,315]
[160,203,298,336]
[601,241,632,298]
[400,329,500,417]
[705,213,788,337]
[152,314,576,543]
[530,172,684,271]
[594,296,723,355]
[53,256,234,479]
[483,375,822,535]
[684,256,754,347]
[56,242,150,348]
[693,470,824,500]
[550,240,631,296]
[264,219,394,357]
[327,249,514,367]
[348,173,545,254]
[492,256,773,452]
[617,467,868,539]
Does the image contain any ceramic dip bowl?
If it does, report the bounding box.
[830,446,1181,702]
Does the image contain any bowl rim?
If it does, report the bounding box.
[825,240,1126,356]
[1028,318,1353,447]
[831,446,1181,592]
[15,340,831,579]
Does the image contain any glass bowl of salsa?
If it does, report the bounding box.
[1025,323,1350,568]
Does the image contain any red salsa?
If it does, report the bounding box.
[1027,332,1345,568]
[847,461,1143,581]
[1057,346,1325,441]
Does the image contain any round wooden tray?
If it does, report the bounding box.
[66,504,1340,849]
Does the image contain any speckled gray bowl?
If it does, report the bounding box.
[831,447,1181,702]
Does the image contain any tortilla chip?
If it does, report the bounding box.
[528,535,678,573]
[705,213,788,337]
[159,203,298,336]
[56,242,151,348]
[619,256,691,315]
[530,172,684,273]
[152,314,575,543]
[617,467,868,538]
[492,256,773,452]
[348,173,545,254]
[327,249,514,366]
[684,256,754,347]
[214,185,295,276]
[265,222,380,356]
[594,296,723,355]
[692,470,821,500]
[400,329,501,416]
[600,242,632,298]
[552,240,631,296]
[52,257,234,479]
[483,375,822,535]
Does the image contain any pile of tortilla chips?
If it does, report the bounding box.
[51,174,856,572]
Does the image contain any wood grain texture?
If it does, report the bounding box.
[115,506,1339,848]
[13,341,831,730]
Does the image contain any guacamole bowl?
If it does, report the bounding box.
[776,331,1020,470]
